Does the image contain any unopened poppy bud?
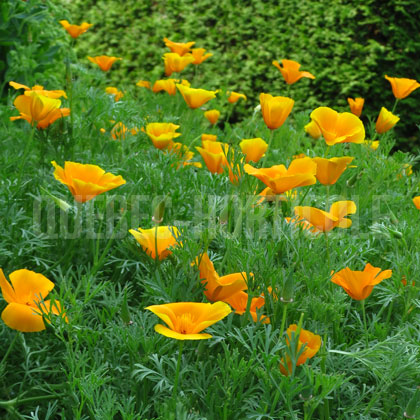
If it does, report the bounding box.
[219,202,230,225]
[120,290,131,325]
[404,387,420,419]
[280,273,294,303]
[346,171,359,187]
[152,197,166,224]
[387,227,403,239]
[40,186,72,212]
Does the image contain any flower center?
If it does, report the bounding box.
[176,313,195,334]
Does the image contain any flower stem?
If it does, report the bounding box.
[16,124,36,191]
[391,98,399,114]
[361,299,369,347]
[261,129,275,168]
[279,302,288,338]
[172,341,184,409]
[325,231,330,272]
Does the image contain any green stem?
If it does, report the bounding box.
[391,98,399,114]
[0,333,20,367]
[324,146,330,158]
[0,393,65,408]
[325,232,330,272]
[16,124,37,191]
[298,186,311,206]
[361,299,369,347]
[261,129,275,167]
[279,302,288,338]
[172,341,184,408]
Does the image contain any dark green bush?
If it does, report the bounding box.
[58,0,420,149]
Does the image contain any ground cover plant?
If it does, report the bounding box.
[0,2,420,419]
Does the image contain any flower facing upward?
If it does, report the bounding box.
[239,138,268,163]
[227,91,247,104]
[195,253,248,302]
[385,75,420,99]
[163,37,195,56]
[202,134,218,142]
[347,97,365,117]
[244,157,317,194]
[146,301,231,340]
[59,20,92,38]
[204,109,220,125]
[191,48,213,64]
[294,201,357,232]
[223,291,269,324]
[304,120,321,139]
[260,93,294,130]
[163,53,194,76]
[129,226,180,260]
[105,87,124,102]
[331,264,392,300]
[312,156,354,185]
[176,84,217,109]
[144,122,181,150]
[87,55,122,72]
[272,59,315,85]
[10,91,70,129]
[310,107,365,146]
[9,81,67,99]
[375,107,400,134]
[51,161,126,203]
[280,325,321,375]
[195,141,230,174]
[0,269,65,332]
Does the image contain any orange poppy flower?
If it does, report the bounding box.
[272,59,315,85]
[312,156,354,185]
[195,141,230,174]
[260,93,294,130]
[105,86,124,102]
[239,138,268,163]
[51,161,126,203]
[176,84,217,109]
[310,107,365,146]
[204,109,220,125]
[163,53,194,76]
[385,75,420,99]
[143,122,181,150]
[136,80,151,89]
[87,55,122,72]
[0,268,66,332]
[304,120,321,139]
[201,134,218,142]
[163,37,195,56]
[347,97,365,117]
[375,107,400,134]
[9,81,67,99]
[59,20,92,38]
[294,201,357,232]
[331,263,392,300]
[413,196,420,210]
[145,301,231,340]
[227,91,247,104]
[223,291,269,324]
[191,48,213,64]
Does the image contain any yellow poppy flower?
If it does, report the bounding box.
[223,291,269,324]
[87,55,122,72]
[239,138,268,163]
[143,122,181,150]
[347,97,365,117]
[204,109,220,125]
[195,141,230,174]
[191,48,213,64]
[51,161,126,203]
[201,134,218,142]
[413,196,420,210]
[227,91,247,104]
[312,156,354,185]
[163,53,194,76]
[375,107,400,134]
[385,75,420,99]
[260,93,294,130]
[145,301,231,340]
[304,120,321,139]
[105,87,124,102]
[176,84,217,109]
[331,264,392,300]
[59,20,92,38]
[272,59,315,84]
[163,37,195,56]
[136,80,151,89]
[9,81,67,99]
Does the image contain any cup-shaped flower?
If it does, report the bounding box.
[10,91,70,129]
[191,48,212,64]
[347,97,365,117]
[176,84,217,109]
[375,107,400,134]
[223,291,269,324]
[294,201,357,232]
[196,141,230,174]
[240,138,268,163]
[244,157,317,194]
[144,122,181,150]
[312,156,354,185]
[146,301,231,340]
[0,269,65,332]
[129,226,180,260]
[59,20,92,38]
[196,253,248,301]
[163,37,195,56]
[9,81,67,99]
[260,93,294,130]
[87,55,122,72]
[280,324,321,375]
[105,86,124,102]
[202,134,218,142]
[331,264,392,300]
[385,75,420,99]
[204,109,220,125]
[163,53,194,76]
[51,161,126,203]
[304,120,321,139]
[227,91,247,104]
[272,59,315,85]
[413,196,420,210]
[136,80,151,89]
[310,107,365,146]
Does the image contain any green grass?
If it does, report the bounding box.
[0,51,419,420]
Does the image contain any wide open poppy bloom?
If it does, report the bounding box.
[347,97,365,117]
[163,37,195,56]
[146,301,231,340]
[223,291,269,324]
[280,324,321,375]
[0,269,65,332]
[129,226,181,260]
[143,122,181,150]
[176,84,217,109]
[87,55,122,72]
[191,48,213,64]
[239,138,268,163]
[310,107,365,146]
[163,53,194,76]
[244,157,317,194]
[227,91,247,104]
[195,253,248,302]
[331,263,392,300]
[105,86,124,102]
[204,109,220,125]
[9,81,67,99]
[375,107,400,134]
[385,75,420,99]
[10,91,70,129]
[51,161,126,203]
[312,156,354,185]
[272,59,315,85]
[294,201,357,232]
[260,93,294,130]
[59,20,92,38]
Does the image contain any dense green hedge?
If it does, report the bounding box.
[47,1,420,149]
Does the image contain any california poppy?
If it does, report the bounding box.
[204,109,220,125]
[163,37,195,56]
[312,156,354,185]
[176,84,217,109]
[272,59,315,85]
[385,75,420,99]
[375,107,400,134]
[9,81,67,99]
[136,80,151,89]
[260,93,294,130]
[191,48,213,64]
[304,120,321,139]
[239,138,268,163]
[227,91,247,104]
[143,122,181,150]
[163,53,194,76]
[87,55,122,72]
[59,20,92,38]
[223,291,269,324]
[347,97,365,117]
[105,87,124,102]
